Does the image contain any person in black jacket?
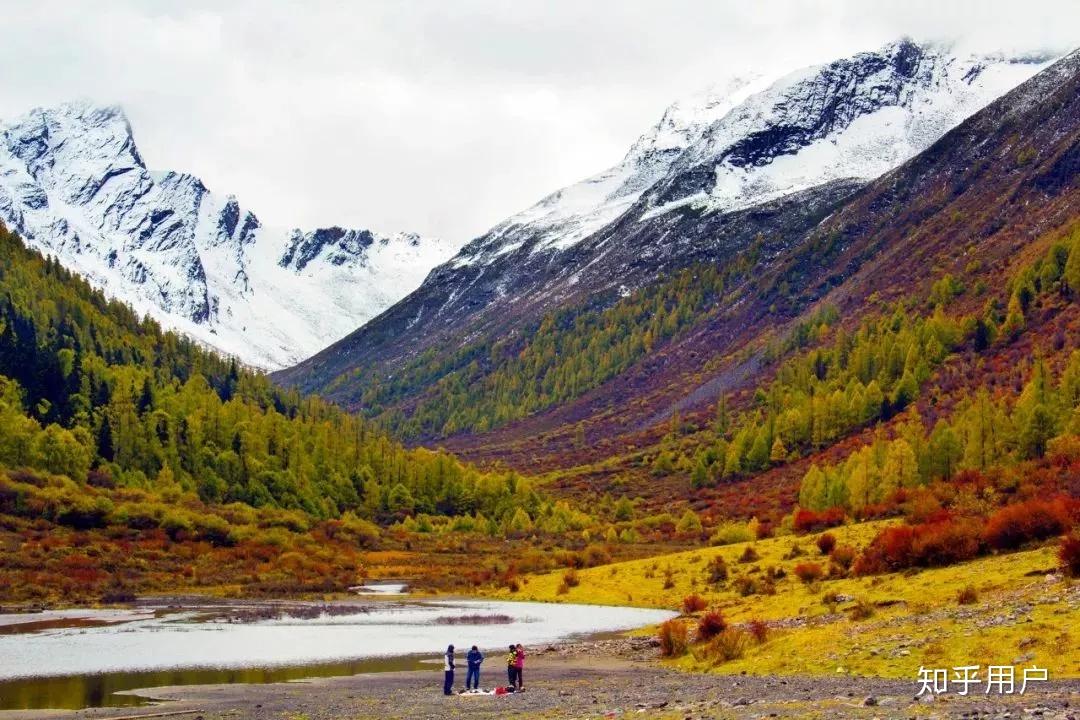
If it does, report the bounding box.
[506,644,517,687]
[443,644,455,695]
[466,645,484,689]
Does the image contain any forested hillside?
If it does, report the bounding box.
[0,223,536,522]
[338,262,745,437]
[1,224,674,602]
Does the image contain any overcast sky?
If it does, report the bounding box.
[0,1,1076,243]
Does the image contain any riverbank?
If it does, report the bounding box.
[3,638,1078,720]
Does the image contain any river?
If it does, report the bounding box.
[0,598,675,710]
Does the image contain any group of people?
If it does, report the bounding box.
[442,643,526,695]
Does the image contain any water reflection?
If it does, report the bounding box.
[0,655,428,710]
[0,617,114,635]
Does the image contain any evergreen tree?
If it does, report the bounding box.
[676,509,703,534]
[769,436,788,464]
[1064,229,1080,294]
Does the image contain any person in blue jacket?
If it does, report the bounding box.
[466,645,484,689]
[443,644,455,695]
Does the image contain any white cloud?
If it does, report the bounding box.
[0,0,1075,242]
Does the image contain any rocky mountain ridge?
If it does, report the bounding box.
[0,102,456,368]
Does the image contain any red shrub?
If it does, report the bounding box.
[983,498,1070,550]
[855,502,899,521]
[746,618,770,644]
[682,593,708,614]
[1066,497,1080,523]
[855,518,983,575]
[793,508,845,534]
[952,469,989,487]
[1060,533,1080,578]
[793,561,824,583]
[816,533,836,555]
[696,610,727,641]
[919,508,957,525]
[910,517,983,567]
[854,525,914,575]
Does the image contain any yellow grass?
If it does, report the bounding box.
[483,521,1079,679]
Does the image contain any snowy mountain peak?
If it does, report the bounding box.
[644,40,1057,215]
[0,102,459,369]
[5,102,145,203]
[449,40,1058,272]
[623,74,766,165]
[450,72,766,267]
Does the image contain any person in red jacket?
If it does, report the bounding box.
[513,643,525,690]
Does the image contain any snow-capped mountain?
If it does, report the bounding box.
[276,39,1061,400]
[455,40,1056,270]
[453,74,768,266]
[0,102,457,369]
[640,41,1060,217]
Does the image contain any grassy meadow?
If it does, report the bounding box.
[485,520,1078,679]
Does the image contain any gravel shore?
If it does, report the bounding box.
[2,639,1077,720]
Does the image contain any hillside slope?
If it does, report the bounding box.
[274,41,1054,410]
[488,522,1079,679]
[436,46,1080,475]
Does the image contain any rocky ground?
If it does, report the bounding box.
[3,639,1077,720]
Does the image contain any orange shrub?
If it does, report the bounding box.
[696,610,727,641]
[705,628,750,662]
[657,619,689,657]
[830,544,857,569]
[706,555,728,584]
[738,546,759,563]
[956,585,978,605]
[582,544,612,567]
[983,498,1070,550]
[682,593,708,614]
[793,561,824,583]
